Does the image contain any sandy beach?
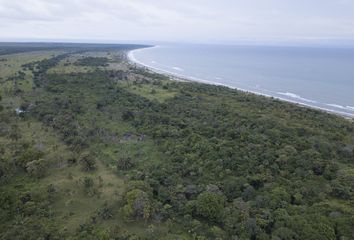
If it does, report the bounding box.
[127,48,354,120]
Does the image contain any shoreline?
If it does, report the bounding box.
[127,47,354,120]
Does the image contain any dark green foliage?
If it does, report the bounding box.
[1,44,354,239]
[0,95,3,112]
[16,148,44,169]
[83,176,97,196]
[74,57,109,67]
[195,192,225,221]
[26,159,46,178]
[117,157,134,170]
[122,189,153,221]
[0,42,150,55]
[97,203,114,220]
[79,152,96,172]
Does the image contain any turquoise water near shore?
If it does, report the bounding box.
[129,44,354,117]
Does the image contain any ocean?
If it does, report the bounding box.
[129,44,354,117]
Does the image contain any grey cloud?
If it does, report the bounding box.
[1,0,354,43]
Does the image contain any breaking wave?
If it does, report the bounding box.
[172,66,184,71]
[277,92,317,103]
[327,104,354,112]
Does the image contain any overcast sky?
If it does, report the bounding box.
[1,0,354,44]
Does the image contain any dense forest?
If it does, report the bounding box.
[0,43,354,240]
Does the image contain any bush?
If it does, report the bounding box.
[79,152,96,172]
[16,148,44,169]
[195,192,225,221]
[83,176,96,196]
[116,157,134,170]
[26,159,46,178]
[122,189,152,221]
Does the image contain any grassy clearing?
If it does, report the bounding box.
[47,51,126,74]
[47,54,92,74]
[120,81,178,102]
[43,161,125,232]
[100,140,164,168]
[0,51,64,80]
[0,50,64,108]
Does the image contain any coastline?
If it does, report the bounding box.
[127,47,354,120]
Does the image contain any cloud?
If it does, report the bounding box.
[1,0,354,43]
[0,0,73,21]
[0,0,205,25]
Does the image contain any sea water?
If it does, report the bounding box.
[129,44,354,117]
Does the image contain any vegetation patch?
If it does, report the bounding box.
[74,57,109,67]
[1,43,354,239]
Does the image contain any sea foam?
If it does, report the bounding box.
[129,45,354,118]
[327,104,354,112]
[277,92,317,103]
[172,66,184,71]
[327,104,346,109]
[346,106,354,111]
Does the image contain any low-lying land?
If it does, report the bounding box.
[1,43,354,240]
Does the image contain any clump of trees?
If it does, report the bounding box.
[121,181,155,222]
[74,57,109,67]
[195,192,225,221]
[122,189,152,221]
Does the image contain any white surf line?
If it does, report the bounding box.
[172,66,184,71]
[327,103,346,109]
[128,46,182,73]
[127,49,354,119]
[327,104,354,112]
[278,92,317,104]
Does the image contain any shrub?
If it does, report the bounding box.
[26,159,46,178]
[116,157,134,170]
[79,152,96,172]
[122,189,152,221]
[195,192,225,221]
